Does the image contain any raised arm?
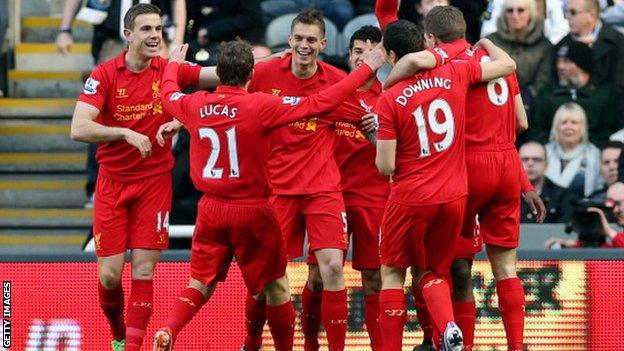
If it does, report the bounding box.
[476,38,517,82]
[55,0,82,54]
[375,0,399,29]
[262,49,385,129]
[170,0,187,46]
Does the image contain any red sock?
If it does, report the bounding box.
[453,300,476,350]
[419,272,454,335]
[164,287,207,338]
[244,294,267,351]
[125,279,153,350]
[412,285,434,343]
[379,289,406,351]
[98,281,125,341]
[301,285,322,351]
[266,301,296,351]
[364,294,383,351]
[497,277,525,351]
[321,289,347,351]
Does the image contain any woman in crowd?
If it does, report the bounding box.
[545,102,602,198]
[486,0,552,99]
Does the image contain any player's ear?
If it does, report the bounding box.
[320,37,327,51]
[123,28,132,43]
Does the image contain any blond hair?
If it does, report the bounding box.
[549,102,589,144]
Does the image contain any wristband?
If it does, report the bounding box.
[59,27,72,35]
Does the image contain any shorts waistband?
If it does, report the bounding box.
[201,194,269,206]
[466,143,516,153]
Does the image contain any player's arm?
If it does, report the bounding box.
[70,102,152,158]
[475,38,517,82]
[376,140,396,176]
[161,45,194,125]
[171,0,186,46]
[383,50,438,89]
[375,0,398,29]
[262,46,385,128]
[515,93,528,133]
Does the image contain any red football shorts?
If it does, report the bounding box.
[190,196,287,296]
[270,192,349,263]
[346,205,383,270]
[458,149,522,256]
[380,197,466,274]
[93,172,171,256]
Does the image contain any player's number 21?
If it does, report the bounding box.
[199,127,240,179]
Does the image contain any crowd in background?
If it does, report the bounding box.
[29,0,624,230]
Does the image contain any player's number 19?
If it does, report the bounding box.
[412,98,455,158]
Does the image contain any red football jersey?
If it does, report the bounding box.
[430,40,535,192]
[334,80,390,208]
[161,62,373,201]
[248,55,366,195]
[77,51,200,182]
[376,59,482,205]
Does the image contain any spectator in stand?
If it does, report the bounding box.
[587,141,623,202]
[486,0,553,100]
[602,2,624,33]
[520,141,575,223]
[170,129,202,225]
[398,0,450,26]
[544,181,624,248]
[260,0,355,29]
[482,0,570,44]
[186,0,263,65]
[553,0,624,92]
[544,102,602,198]
[527,40,621,146]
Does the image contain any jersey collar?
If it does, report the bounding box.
[279,54,329,84]
[114,50,160,71]
[215,85,248,95]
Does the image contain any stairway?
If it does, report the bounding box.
[0,1,94,253]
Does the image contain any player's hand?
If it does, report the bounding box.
[360,113,378,133]
[587,207,618,239]
[474,38,494,51]
[156,120,183,146]
[169,43,189,64]
[56,32,73,55]
[123,129,152,158]
[523,191,546,223]
[362,43,386,71]
[279,48,293,58]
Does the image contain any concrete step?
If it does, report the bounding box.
[8,70,85,98]
[0,174,86,207]
[0,152,86,172]
[0,98,75,117]
[20,0,52,17]
[15,43,93,71]
[0,208,92,229]
[0,121,86,152]
[0,229,86,247]
[22,17,92,43]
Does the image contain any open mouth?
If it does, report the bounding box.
[146,42,159,49]
[297,50,312,59]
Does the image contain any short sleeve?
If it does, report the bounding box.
[77,65,108,111]
[426,43,465,67]
[375,93,397,140]
[453,59,483,85]
[508,73,520,96]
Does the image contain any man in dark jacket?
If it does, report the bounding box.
[519,141,575,223]
[528,40,622,146]
[552,0,624,91]
[186,0,263,65]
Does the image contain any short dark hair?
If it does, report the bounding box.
[291,9,326,37]
[123,3,162,30]
[382,20,424,60]
[423,6,466,43]
[216,40,254,87]
[602,141,624,152]
[349,25,382,51]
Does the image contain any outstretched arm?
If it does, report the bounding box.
[375,0,399,29]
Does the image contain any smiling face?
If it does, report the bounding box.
[349,39,376,70]
[288,22,326,69]
[504,0,531,33]
[124,13,163,58]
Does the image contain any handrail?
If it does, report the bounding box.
[11,0,21,45]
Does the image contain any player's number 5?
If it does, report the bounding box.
[412,98,455,158]
[199,127,240,179]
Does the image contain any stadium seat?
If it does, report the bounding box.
[265,13,342,56]
[341,13,379,53]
